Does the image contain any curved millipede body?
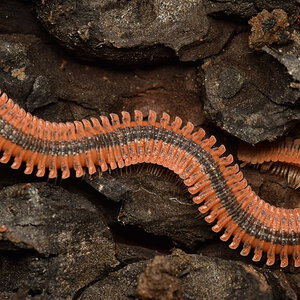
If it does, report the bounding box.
[0,90,299,268]
[238,139,300,189]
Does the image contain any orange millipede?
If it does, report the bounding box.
[0,90,299,268]
[238,139,300,189]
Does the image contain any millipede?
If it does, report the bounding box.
[238,139,300,190]
[0,89,299,268]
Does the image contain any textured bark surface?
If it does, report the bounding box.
[0,0,299,299]
[80,249,297,300]
[0,183,118,299]
[202,31,300,143]
[36,0,236,64]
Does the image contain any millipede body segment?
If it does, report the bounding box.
[0,90,299,268]
[238,139,300,189]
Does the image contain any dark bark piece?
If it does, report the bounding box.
[137,253,185,300]
[0,32,202,125]
[202,32,300,144]
[35,0,236,64]
[263,46,300,83]
[79,249,296,300]
[78,260,147,300]
[0,0,43,35]
[87,169,214,249]
[0,183,118,299]
[115,243,160,265]
[84,173,131,203]
[204,0,300,20]
[248,9,300,83]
